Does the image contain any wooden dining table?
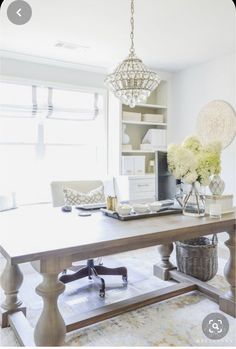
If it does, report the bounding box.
[0,205,235,346]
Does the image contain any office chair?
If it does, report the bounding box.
[50,180,127,297]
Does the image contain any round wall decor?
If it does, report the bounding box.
[196,100,236,149]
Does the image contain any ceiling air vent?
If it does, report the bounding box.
[55,41,89,51]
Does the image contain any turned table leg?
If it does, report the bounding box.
[35,274,66,346]
[32,256,72,346]
[153,243,176,280]
[0,261,26,328]
[219,230,236,317]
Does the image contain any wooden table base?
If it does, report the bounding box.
[3,281,196,347]
[3,269,235,347]
[154,237,236,318]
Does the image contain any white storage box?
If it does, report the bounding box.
[205,195,234,214]
[123,111,141,122]
[133,156,145,175]
[142,129,167,149]
[122,156,134,175]
[115,175,155,202]
[122,156,145,175]
[143,114,164,123]
[122,144,133,151]
[140,143,153,151]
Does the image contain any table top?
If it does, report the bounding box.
[0,205,235,264]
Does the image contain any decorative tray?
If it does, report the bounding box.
[101,208,182,221]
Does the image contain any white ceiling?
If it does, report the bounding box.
[0,0,235,72]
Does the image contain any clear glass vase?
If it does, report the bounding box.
[183,182,205,217]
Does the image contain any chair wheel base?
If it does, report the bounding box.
[99,290,105,298]
[122,276,128,284]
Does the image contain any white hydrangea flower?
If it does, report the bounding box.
[167,137,222,186]
[203,141,222,154]
[182,171,198,184]
[182,136,202,153]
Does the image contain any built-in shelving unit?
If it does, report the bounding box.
[122,120,167,127]
[136,103,167,109]
[120,79,169,175]
[122,150,155,154]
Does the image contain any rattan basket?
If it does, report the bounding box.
[175,235,218,281]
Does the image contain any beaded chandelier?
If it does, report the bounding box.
[105,0,161,108]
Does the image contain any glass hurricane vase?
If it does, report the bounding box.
[183,182,205,217]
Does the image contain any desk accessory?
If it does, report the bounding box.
[156,199,174,207]
[78,212,92,217]
[116,204,132,215]
[106,195,118,211]
[61,205,72,212]
[209,174,225,195]
[148,202,162,212]
[132,203,149,213]
[101,207,181,221]
[205,195,234,215]
[209,203,222,219]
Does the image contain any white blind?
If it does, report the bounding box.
[0,82,101,120]
[0,81,107,204]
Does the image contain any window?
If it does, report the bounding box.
[0,81,107,204]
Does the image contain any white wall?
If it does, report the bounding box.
[169,53,236,201]
[0,57,106,88]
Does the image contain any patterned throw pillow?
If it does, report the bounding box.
[63,186,105,206]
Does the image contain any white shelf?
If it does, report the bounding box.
[122,150,155,154]
[122,120,167,126]
[136,103,167,109]
[124,174,155,178]
[119,82,168,176]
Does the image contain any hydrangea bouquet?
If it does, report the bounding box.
[167,136,222,216]
[167,136,221,186]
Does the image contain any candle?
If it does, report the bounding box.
[209,203,222,218]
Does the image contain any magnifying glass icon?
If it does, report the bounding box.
[212,323,219,331]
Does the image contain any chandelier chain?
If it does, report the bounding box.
[104,0,161,108]
[130,0,135,54]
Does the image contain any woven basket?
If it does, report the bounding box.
[175,235,218,281]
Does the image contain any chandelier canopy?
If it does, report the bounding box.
[105,0,161,108]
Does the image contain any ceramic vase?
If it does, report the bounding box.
[122,125,130,145]
[209,175,225,196]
